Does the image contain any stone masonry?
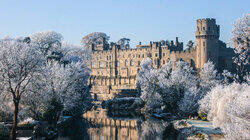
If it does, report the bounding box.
[88,18,234,100]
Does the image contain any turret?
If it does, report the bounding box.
[195,18,220,68]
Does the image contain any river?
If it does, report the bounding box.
[58,104,178,140]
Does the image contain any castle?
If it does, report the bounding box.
[88,18,234,100]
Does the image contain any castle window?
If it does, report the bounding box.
[163,60,165,64]
[142,54,144,58]
[130,60,134,66]
[99,61,104,68]
[138,54,140,58]
[163,53,165,56]
[203,27,205,30]
[107,56,109,60]
[155,53,158,57]
[109,62,112,67]
[125,60,128,67]
[203,41,206,46]
[106,62,108,67]
[138,61,141,66]
[91,62,95,68]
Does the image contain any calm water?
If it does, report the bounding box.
[59,105,178,140]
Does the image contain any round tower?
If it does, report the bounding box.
[195,18,220,69]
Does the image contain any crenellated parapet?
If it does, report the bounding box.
[196,18,220,39]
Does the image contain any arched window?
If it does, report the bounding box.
[138,61,141,66]
[163,60,165,64]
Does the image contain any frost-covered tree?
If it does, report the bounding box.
[81,32,110,47]
[221,70,234,85]
[200,83,250,139]
[21,36,91,121]
[231,14,250,83]
[117,38,130,49]
[138,59,201,116]
[22,61,90,122]
[199,61,220,93]
[186,40,194,49]
[0,38,44,139]
[30,31,63,56]
[137,58,162,111]
[158,60,199,115]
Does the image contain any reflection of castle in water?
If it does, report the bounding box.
[83,108,140,140]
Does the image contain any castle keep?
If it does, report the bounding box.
[88,18,234,100]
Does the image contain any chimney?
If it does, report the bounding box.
[175,37,179,46]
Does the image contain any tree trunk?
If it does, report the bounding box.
[11,102,19,140]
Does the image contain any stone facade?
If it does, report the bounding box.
[88,18,234,100]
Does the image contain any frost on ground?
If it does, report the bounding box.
[174,120,224,140]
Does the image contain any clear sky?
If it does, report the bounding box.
[0,0,249,48]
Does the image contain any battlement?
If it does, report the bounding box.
[197,18,216,24]
[196,18,220,38]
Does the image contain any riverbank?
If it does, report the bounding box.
[173,119,224,140]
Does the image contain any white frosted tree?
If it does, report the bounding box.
[0,38,44,139]
[138,59,201,116]
[186,40,194,49]
[117,38,130,49]
[200,61,220,93]
[201,83,250,139]
[231,14,249,83]
[81,32,110,48]
[21,37,91,121]
[30,31,63,56]
[158,60,199,115]
[22,61,90,121]
[137,58,162,110]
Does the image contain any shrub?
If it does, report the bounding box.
[0,123,10,139]
[198,111,207,121]
[42,97,63,126]
[200,83,250,139]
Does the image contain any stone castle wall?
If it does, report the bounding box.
[88,18,234,100]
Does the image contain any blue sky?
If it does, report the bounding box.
[0,0,249,48]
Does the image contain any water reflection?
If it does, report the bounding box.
[59,106,177,140]
[83,107,140,140]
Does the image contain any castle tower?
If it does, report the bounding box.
[195,18,220,69]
